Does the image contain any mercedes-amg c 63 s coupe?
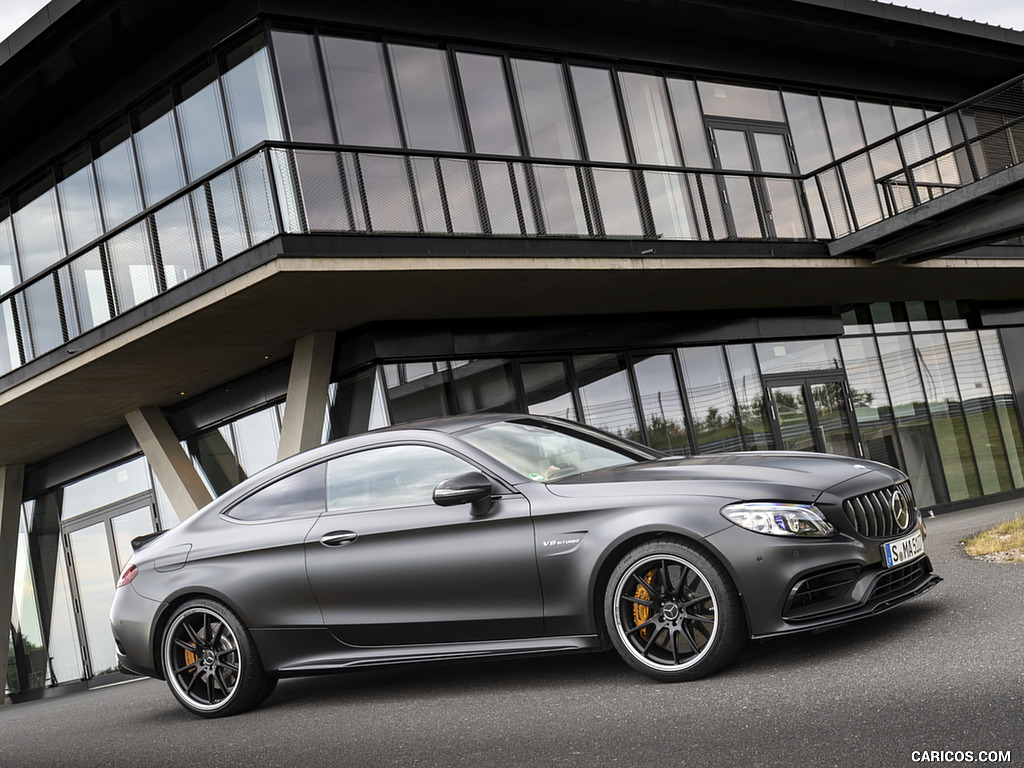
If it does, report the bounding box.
[111,414,941,717]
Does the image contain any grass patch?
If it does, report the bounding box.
[962,515,1024,563]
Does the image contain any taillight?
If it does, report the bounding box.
[117,563,138,588]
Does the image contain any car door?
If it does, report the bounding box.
[304,442,543,647]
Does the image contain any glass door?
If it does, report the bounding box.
[62,497,157,679]
[765,375,860,457]
[708,123,804,239]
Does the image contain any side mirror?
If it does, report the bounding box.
[433,471,494,517]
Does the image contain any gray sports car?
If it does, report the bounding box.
[111,414,941,717]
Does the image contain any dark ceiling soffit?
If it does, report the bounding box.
[335,311,844,371]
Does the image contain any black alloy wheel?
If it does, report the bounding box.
[162,597,268,717]
[605,538,744,681]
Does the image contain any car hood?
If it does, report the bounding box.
[544,452,904,504]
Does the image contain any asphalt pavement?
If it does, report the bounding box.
[2,500,1022,768]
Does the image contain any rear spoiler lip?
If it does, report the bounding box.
[131,531,165,551]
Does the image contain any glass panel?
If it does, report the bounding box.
[135,95,185,206]
[47,534,85,683]
[876,335,943,505]
[227,464,325,521]
[573,354,639,439]
[859,101,896,144]
[13,182,64,278]
[521,359,576,420]
[451,359,518,413]
[328,367,390,440]
[645,171,700,240]
[68,522,118,675]
[678,346,742,453]
[633,353,690,455]
[357,153,419,232]
[61,247,110,334]
[390,44,463,152]
[107,222,156,311]
[233,407,282,477]
[840,336,903,469]
[783,92,832,173]
[870,302,909,334]
[292,150,351,232]
[592,168,643,236]
[714,129,752,172]
[753,133,791,174]
[907,300,943,332]
[756,339,841,375]
[178,65,232,179]
[459,52,519,156]
[0,213,18,292]
[110,506,154,571]
[980,331,1024,489]
[478,160,524,235]
[209,170,249,257]
[57,155,102,253]
[0,299,20,375]
[667,78,711,168]
[619,72,680,166]
[947,332,1014,494]
[223,34,283,152]
[698,81,785,122]
[385,362,451,424]
[571,66,627,163]
[811,382,857,456]
[94,124,143,230]
[272,30,332,144]
[770,385,814,451]
[154,198,204,288]
[191,426,241,495]
[533,165,588,235]
[63,457,152,519]
[726,345,772,450]
[512,59,579,160]
[327,445,474,512]
[12,512,47,690]
[322,36,400,148]
[19,277,64,358]
[822,97,866,159]
[913,333,981,501]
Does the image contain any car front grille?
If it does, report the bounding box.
[842,481,915,538]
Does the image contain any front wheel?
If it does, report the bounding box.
[162,598,268,717]
[604,539,744,682]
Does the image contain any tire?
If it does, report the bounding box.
[162,597,268,717]
[604,538,744,682]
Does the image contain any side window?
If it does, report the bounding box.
[226,463,326,522]
[327,445,478,513]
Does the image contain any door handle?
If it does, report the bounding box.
[320,531,358,547]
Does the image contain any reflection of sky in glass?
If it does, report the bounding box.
[63,457,151,519]
[575,355,639,438]
[68,523,118,675]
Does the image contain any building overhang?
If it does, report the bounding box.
[3,233,1024,467]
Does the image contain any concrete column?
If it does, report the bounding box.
[277,331,336,462]
[0,464,25,706]
[126,407,213,522]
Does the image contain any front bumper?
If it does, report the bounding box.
[703,523,941,639]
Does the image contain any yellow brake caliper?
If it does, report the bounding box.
[632,570,658,641]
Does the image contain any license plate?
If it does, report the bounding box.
[882,529,925,568]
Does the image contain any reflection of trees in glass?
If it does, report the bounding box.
[626,415,689,454]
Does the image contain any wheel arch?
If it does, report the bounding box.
[149,588,254,680]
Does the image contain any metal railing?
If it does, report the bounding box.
[810,73,1024,239]
[0,143,817,378]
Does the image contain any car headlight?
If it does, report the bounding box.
[721,502,836,537]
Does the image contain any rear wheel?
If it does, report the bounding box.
[162,598,267,717]
[604,538,744,682]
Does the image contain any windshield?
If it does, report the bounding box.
[457,419,657,482]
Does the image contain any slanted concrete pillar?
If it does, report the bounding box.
[277,332,336,462]
[126,407,213,522]
[0,464,25,706]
